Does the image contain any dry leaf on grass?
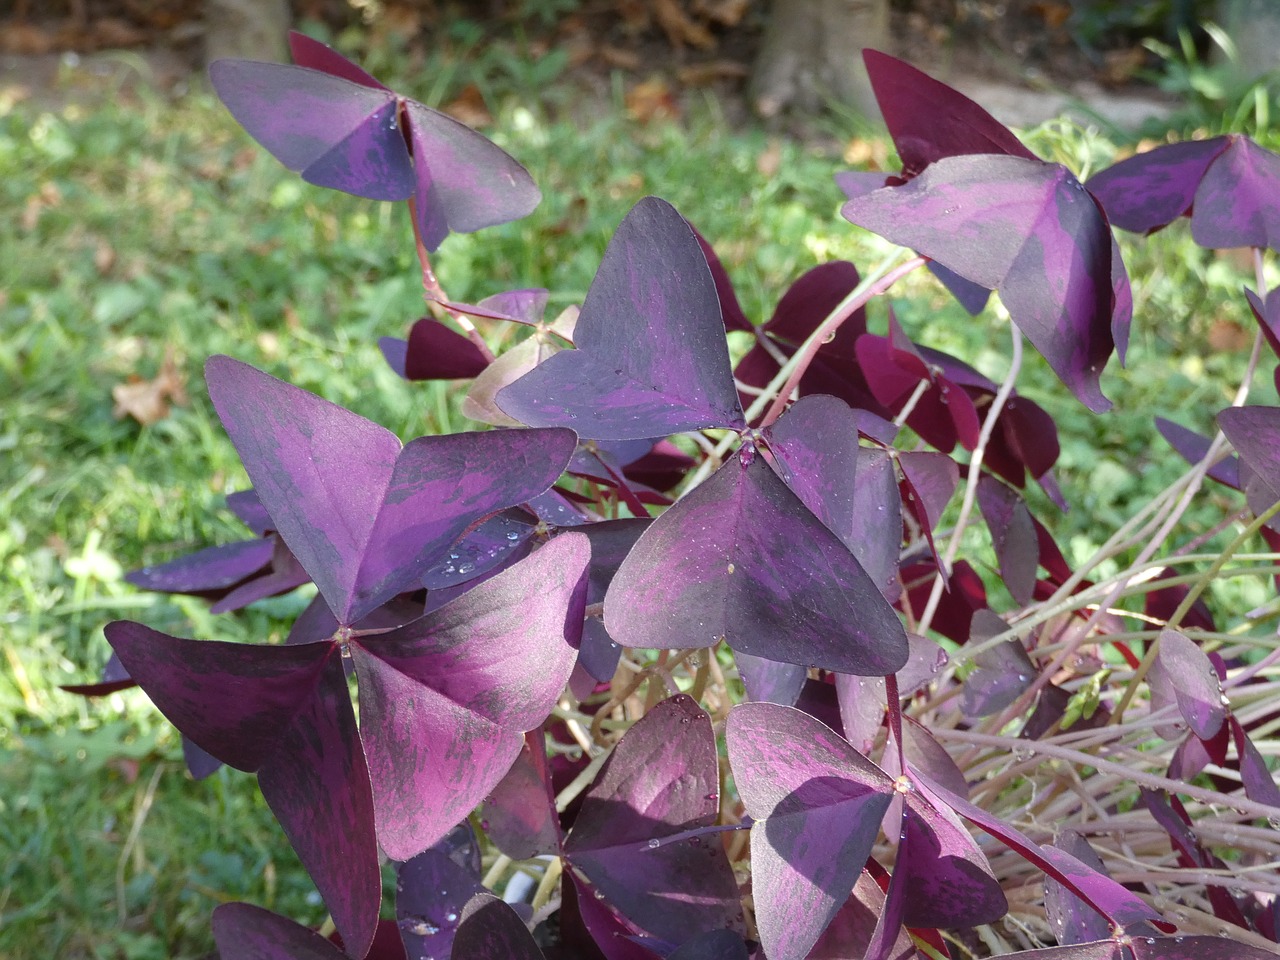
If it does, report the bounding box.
[654,0,716,50]
[626,77,680,123]
[694,0,750,27]
[112,349,188,426]
[676,60,749,87]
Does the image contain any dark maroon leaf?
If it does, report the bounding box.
[383,317,490,381]
[1229,716,1280,805]
[257,657,381,959]
[899,450,959,563]
[727,702,895,960]
[351,533,588,860]
[1088,135,1280,252]
[605,451,908,676]
[843,154,1128,412]
[902,557,987,644]
[565,695,742,944]
[498,198,745,440]
[211,902,346,960]
[211,37,539,250]
[862,49,1036,178]
[288,30,384,89]
[569,872,658,960]
[960,610,1036,718]
[899,716,968,800]
[103,623,330,771]
[479,735,560,860]
[977,475,1039,605]
[451,893,545,960]
[694,230,752,333]
[1044,829,1114,945]
[206,355,575,625]
[393,848,484,958]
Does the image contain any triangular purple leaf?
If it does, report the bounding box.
[288,30,386,90]
[103,622,329,771]
[257,656,380,959]
[206,355,575,624]
[351,533,588,860]
[605,451,908,675]
[211,902,346,960]
[977,475,1039,606]
[497,197,746,440]
[565,694,743,944]
[843,154,1127,412]
[479,734,560,860]
[450,893,546,960]
[1086,138,1227,235]
[393,848,485,958]
[726,702,895,960]
[1044,829,1114,945]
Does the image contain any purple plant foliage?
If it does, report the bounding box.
[211,31,540,250]
[451,894,547,960]
[726,702,895,960]
[564,695,742,943]
[393,848,486,958]
[843,154,1129,412]
[1087,134,1280,251]
[605,448,908,675]
[497,197,746,440]
[205,355,577,625]
[380,316,490,381]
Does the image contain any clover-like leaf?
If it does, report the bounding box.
[564,694,743,944]
[206,355,576,625]
[843,154,1129,412]
[727,702,896,960]
[497,197,746,440]
[450,894,546,960]
[1087,134,1280,252]
[211,32,540,250]
[605,449,908,675]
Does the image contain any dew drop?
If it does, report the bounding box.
[459,562,475,574]
[506,531,521,541]
[400,917,440,936]
[647,838,661,849]
[445,912,458,923]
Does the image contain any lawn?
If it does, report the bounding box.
[2,27,1277,958]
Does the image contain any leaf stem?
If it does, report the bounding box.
[406,197,495,362]
[917,324,1023,635]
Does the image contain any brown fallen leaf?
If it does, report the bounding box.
[112,349,188,426]
[676,59,749,87]
[693,0,750,28]
[626,77,680,124]
[600,44,643,71]
[444,83,493,129]
[654,0,716,51]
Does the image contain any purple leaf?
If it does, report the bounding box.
[605,451,908,676]
[257,657,381,959]
[960,610,1036,718]
[1043,829,1114,945]
[227,488,274,534]
[206,355,575,624]
[1245,286,1280,365]
[899,450,959,564]
[1229,716,1280,806]
[450,893,545,960]
[182,738,223,780]
[1155,417,1239,488]
[210,540,311,615]
[668,930,749,960]
[735,651,807,707]
[565,694,743,944]
[393,848,485,958]
[849,448,903,601]
[103,622,330,771]
[1152,628,1226,740]
[868,775,1004,930]
[351,533,588,860]
[924,774,1169,932]
[288,30,385,90]
[726,702,895,960]
[843,154,1127,412]
[211,39,539,251]
[977,475,1039,605]
[420,510,535,590]
[862,49,1036,178]
[211,902,347,960]
[806,872,918,960]
[125,538,274,595]
[384,317,490,381]
[497,197,746,440]
[1088,135,1280,252]
[1130,936,1280,959]
[1218,406,1280,515]
[479,735,560,859]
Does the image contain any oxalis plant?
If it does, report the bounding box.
[66,31,1280,960]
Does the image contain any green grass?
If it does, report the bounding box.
[2,37,1278,957]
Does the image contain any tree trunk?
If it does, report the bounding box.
[748,0,889,120]
[203,0,290,65]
